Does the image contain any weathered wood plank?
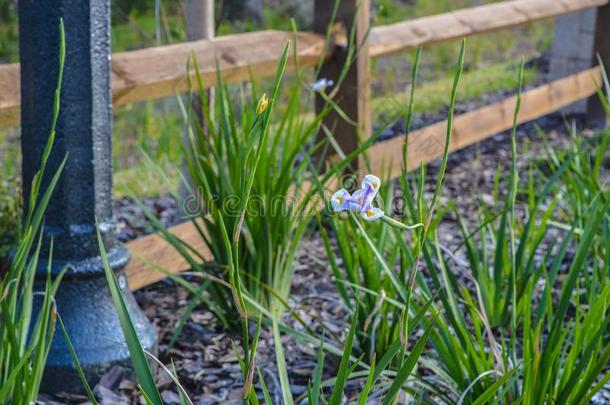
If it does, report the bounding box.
[0,30,326,128]
[366,67,602,177]
[125,219,212,290]
[368,0,609,58]
[0,64,20,127]
[111,30,325,106]
[125,67,602,290]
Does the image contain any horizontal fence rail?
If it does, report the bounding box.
[124,66,603,290]
[1,0,606,128]
[0,30,325,128]
[367,67,603,177]
[126,218,211,290]
[368,0,608,57]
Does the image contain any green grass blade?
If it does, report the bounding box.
[427,39,465,223]
[95,224,163,405]
[328,313,358,405]
[0,354,30,402]
[57,315,99,404]
[381,322,434,405]
[469,366,519,405]
[357,355,377,405]
[257,368,274,405]
[272,317,295,405]
[309,335,326,405]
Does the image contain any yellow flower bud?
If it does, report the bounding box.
[256,93,269,115]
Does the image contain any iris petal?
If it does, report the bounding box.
[361,174,381,205]
[331,189,351,212]
[361,206,384,222]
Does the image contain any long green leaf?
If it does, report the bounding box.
[96,225,164,405]
[272,317,295,405]
[328,313,358,405]
[57,314,99,404]
[381,322,434,405]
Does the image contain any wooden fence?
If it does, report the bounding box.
[1,0,607,290]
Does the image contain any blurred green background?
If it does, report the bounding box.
[0,0,552,197]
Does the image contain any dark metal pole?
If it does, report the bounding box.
[19,0,157,393]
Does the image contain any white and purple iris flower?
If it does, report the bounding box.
[311,78,335,93]
[331,174,424,231]
[331,174,384,222]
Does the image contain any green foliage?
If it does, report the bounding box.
[137,34,370,326]
[0,0,18,63]
[534,120,610,301]
[0,7,599,404]
[422,185,609,404]
[180,43,313,320]
[96,225,165,405]
[320,180,410,364]
[113,101,184,170]
[541,127,610,223]
[0,165,64,402]
[63,224,192,405]
[0,2,605,404]
[519,196,610,405]
[397,54,610,404]
[319,42,610,404]
[112,101,184,197]
[316,41,467,402]
[0,19,66,402]
[0,174,20,265]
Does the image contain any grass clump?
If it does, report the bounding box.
[320,178,404,364]
[0,19,67,402]
[139,39,340,326]
[320,43,610,403]
[179,44,319,320]
[401,57,609,404]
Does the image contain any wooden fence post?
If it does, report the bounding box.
[549,4,610,125]
[185,0,214,41]
[588,4,610,124]
[314,0,371,173]
[181,0,215,200]
[184,0,215,121]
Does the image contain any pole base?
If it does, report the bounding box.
[38,247,158,394]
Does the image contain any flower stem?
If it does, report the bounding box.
[382,215,423,231]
